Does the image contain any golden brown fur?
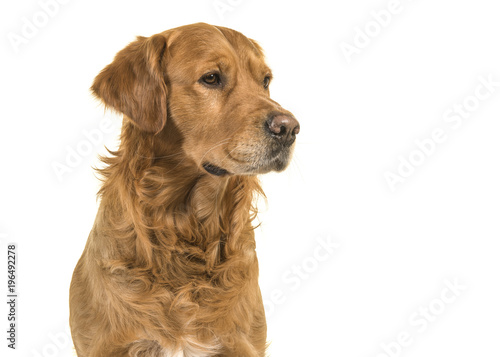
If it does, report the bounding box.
[69,23,299,356]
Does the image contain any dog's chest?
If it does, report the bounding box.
[130,337,220,357]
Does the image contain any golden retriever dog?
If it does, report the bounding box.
[69,22,300,357]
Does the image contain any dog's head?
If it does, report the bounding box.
[92,23,299,176]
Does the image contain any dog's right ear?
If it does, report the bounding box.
[91,34,168,134]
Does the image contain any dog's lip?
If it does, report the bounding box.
[202,162,230,176]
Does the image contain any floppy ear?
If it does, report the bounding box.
[91,34,168,134]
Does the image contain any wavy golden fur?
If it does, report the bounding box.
[70,23,299,356]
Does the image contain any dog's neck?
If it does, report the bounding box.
[96,120,263,269]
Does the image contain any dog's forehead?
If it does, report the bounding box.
[166,23,267,71]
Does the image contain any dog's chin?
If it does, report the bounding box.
[249,154,291,174]
[256,146,294,173]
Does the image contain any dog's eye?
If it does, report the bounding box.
[263,76,271,89]
[201,73,221,87]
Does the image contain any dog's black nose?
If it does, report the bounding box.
[266,114,300,146]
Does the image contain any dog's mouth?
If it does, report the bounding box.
[202,145,292,177]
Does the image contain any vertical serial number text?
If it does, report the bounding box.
[7,244,17,349]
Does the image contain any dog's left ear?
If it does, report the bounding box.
[91,34,168,134]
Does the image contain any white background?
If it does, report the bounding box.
[1,0,500,356]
